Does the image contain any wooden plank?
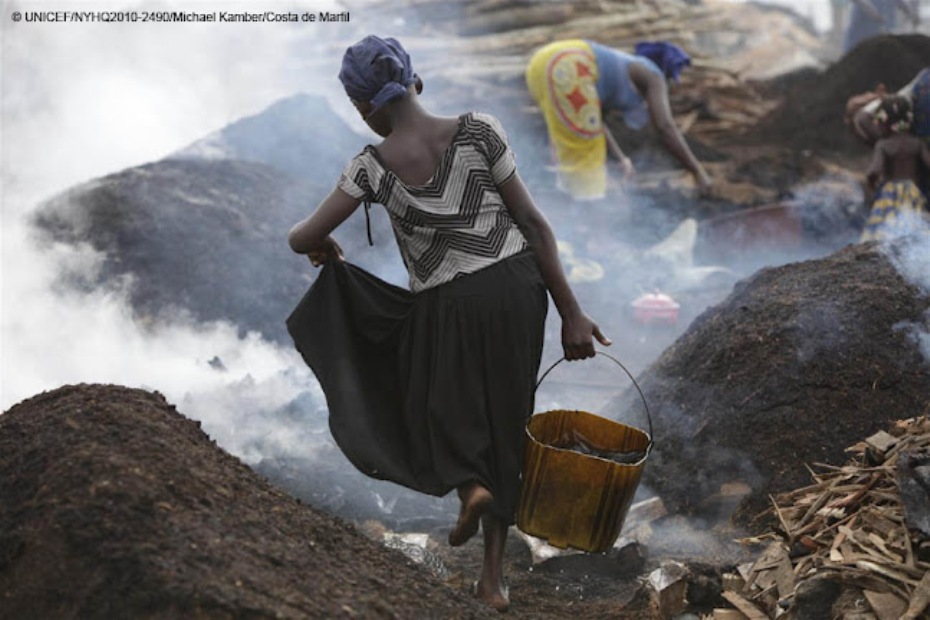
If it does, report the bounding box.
[859,510,899,538]
[813,511,858,542]
[826,473,881,510]
[865,430,899,454]
[829,544,845,563]
[901,571,930,620]
[460,4,576,35]
[773,547,796,600]
[721,591,771,620]
[794,478,843,531]
[866,532,903,564]
[722,572,746,593]
[770,495,794,540]
[855,560,921,588]
[864,590,908,620]
[904,527,916,568]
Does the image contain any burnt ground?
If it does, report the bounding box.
[0,384,665,619]
[7,238,927,617]
[6,29,930,620]
[0,385,496,620]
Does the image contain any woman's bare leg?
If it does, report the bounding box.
[449,482,493,547]
[475,513,510,612]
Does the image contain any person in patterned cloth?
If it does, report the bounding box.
[861,94,930,242]
[525,39,712,200]
[286,35,610,612]
[846,68,930,201]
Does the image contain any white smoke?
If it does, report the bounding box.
[889,234,930,292]
[884,234,930,360]
[1,0,349,460]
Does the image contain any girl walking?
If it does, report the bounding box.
[287,35,609,612]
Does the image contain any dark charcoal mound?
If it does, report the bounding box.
[29,93,403,346]
[0,384,494,620]
[606,236,930,524]
[30,158,400,344]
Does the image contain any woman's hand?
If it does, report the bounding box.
[695,170,714,197]
[561,311,611,361]
[307,236,345,267]
[618,155,635,180]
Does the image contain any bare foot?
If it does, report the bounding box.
[448,483,493,547]
[474,579,510,613]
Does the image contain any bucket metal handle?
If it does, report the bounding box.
[535,351,654,453]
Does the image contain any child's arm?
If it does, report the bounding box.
[865,142,887,195]
[498,172,611,361]
[845,86,885,145]
[288,187,361,264]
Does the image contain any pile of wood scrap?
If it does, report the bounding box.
[718,416,930,619]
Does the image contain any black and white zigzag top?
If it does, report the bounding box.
[337,112,529,292]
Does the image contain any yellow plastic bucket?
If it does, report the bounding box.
[516,353,653,553]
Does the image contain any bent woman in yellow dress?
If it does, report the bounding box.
[526,39,712,201]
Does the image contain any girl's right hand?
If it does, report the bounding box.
[561,312,612,361]
[308,236,345,267]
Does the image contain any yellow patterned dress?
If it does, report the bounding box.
[861,179,929,241]
[526,40,606,200]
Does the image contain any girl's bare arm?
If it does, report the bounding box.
[288,187,360,263]
[498,172,611,360]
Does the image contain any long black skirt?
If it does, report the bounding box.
[286,250,548,523]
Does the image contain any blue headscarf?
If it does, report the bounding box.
[338,35,418,114]
[634,41,691,83]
